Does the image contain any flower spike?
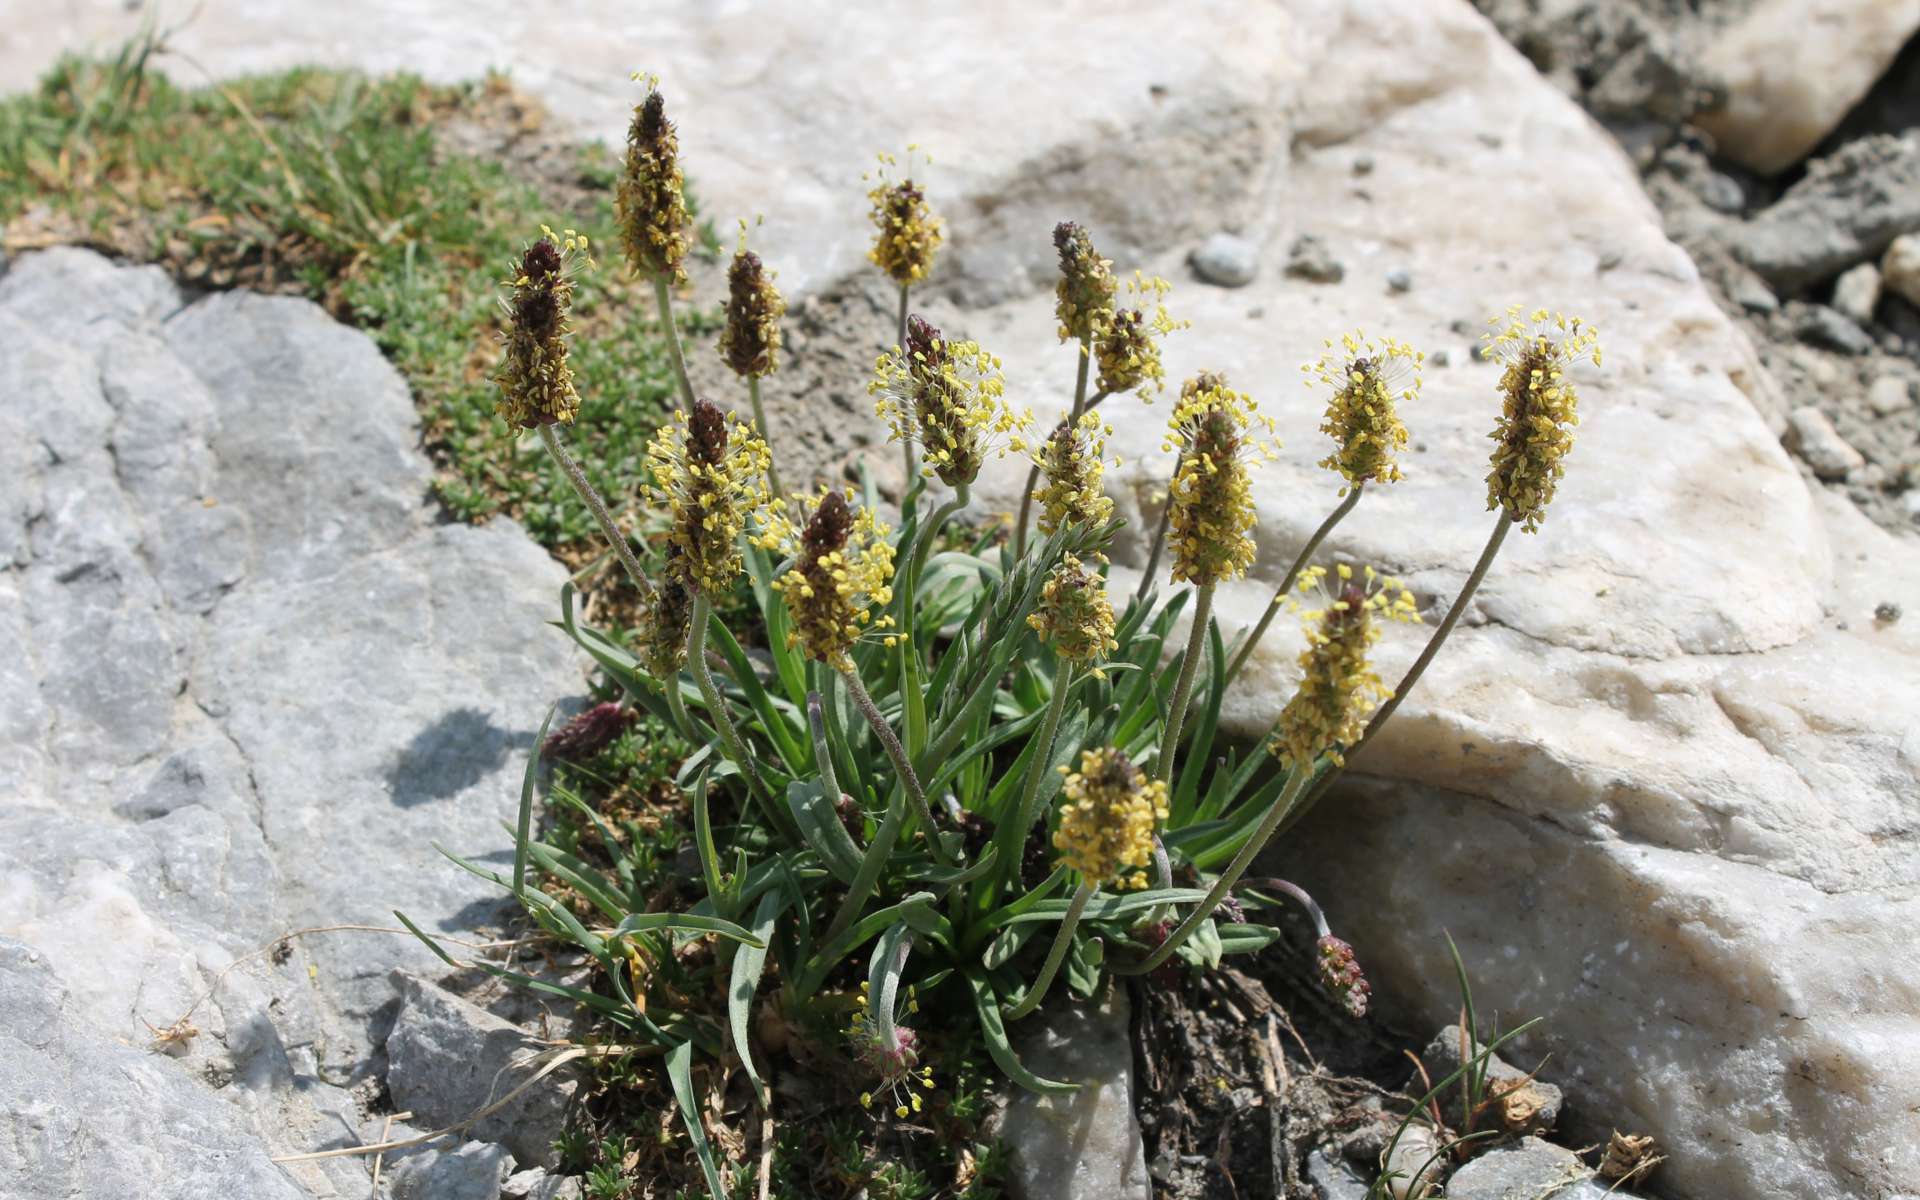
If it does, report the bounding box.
[1482,307,1601,532]
[616,76,690,285]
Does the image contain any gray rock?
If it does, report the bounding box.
[387,1139,512,1200]
[1730,271,1780,314]
[505,1167,587,1199]
[1735,134,1920,289]
[0,939,308,1200]
[1191,232,1259,287]
[1418,1025,1562,1137]
[1386,267,1413,293]
[1785,406,1868,480]
[1285,233,1345,283]
[1444,1138,1596,1200]
[387,971,581,1170]
[1868,375,1914,416]
[1832,263,1882,325]
[1004,988,1149,1200]
[1307,1148,1372,1200]
[1793,304,1873,355]
[1882,232,1920,308]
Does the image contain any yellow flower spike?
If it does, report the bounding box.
[641,399,771,597]
[1095,273,1186,397]
[762,488,897,670]
[1481,307,1601,532]
[1028,554,1118,664]
[1270,566,1422,770]
[1164,373,1281,586]
[1306,330,1421,491]
[491,231,590,429]
[868,316,1028,487]
[867,149,943,285]
[1053,747,1170,888]
[615,78,690,285]
[1030,412,1118,536]
[1052,221,1117,344]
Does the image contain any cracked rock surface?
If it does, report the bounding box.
[0,247,578,1197]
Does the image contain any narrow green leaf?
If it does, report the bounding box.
[967,972,1078,1095]
[613,911,764,947]
[666,1042,727,1200]
[512,705,558,898]
[730,888,788,1108]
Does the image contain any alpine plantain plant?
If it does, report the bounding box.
[400,71,1600,1198]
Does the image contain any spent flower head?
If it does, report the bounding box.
[1270,564,1419,770]
[643,398,771,597]
[542,701,632,761]
[1053,747,1169,889]
[1053,221,1117,344]
[637,561,693,680]
[719,226,785,378]
[493,227,591,429]
[758,488,899,669]
[1483,307,1601,532]
[1305,330,1422,490]
[1163,374,1281,586]
[1027,554,1118,666]
[616,75,690,284]
[1031,412,1118,537]
[866,149,943,286]
[870,316,1031,487]
[1095,273,1185,397]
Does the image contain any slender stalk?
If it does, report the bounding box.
[897,284,914,486]
[652,275,698,410]
[538,424,652,597]
[840,666,952,867]
[688,596,772,810]
[1349,513,1512,765]
[1007,659,1074,876]
[1004,879,1095,1021]
[664,679,699,745]
[748,375,782,500]
[907,485,968,608]
[1156,584,1214,785]
[1133,499,1174,603]
[1129,766,1309,974]
[1014,345,1092,558]
[1222,485,1365,687]
[805,692,841,805]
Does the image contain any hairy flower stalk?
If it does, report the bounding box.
[1156,375,1279,783]
[1008,748,1167,1020]
[719,238,788,496]
[1226,333,1421,685]
[1340,311,1600,773]
[868,149,943,486]
[1238,877,1371,1018]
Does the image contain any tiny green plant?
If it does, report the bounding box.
[400,71,1601,1197]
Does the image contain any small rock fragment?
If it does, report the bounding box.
[1353,154,1374,176]
[504,1167,586,1199]
[1380,1122,1445,1200]
[387,1140,512,1200]
[1004,990,1150,1200]
[1430,348,1452,367]
[1731,272,1780,314]
[1794,305,1873,355]
[1306,1148,1371,1200]
[1386,268,1412,293]
[1875,602,1903,625]
[1444,1138,1591,1200]
[1883,233,1920,308]
[1734,135,1920,289]
[1785,406,1867,480]
[1832,263,1882,325]
[1868,376,1914,416]
[1285,234,1345,283]
[1191,232,1258,287]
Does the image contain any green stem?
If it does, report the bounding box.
[538,424,652,597]
[748,375,782,500]
[907,485,967,607]
[664,678,699,745]
[1130,766,1309,974]
[688,595,773,812]
[1004,879,1095,1021]
[1133,498,1174,603]
[897,284,914,487]
[806,692,841,805]
[1223,484,1365,687]
[841,666,952,867]
[652,275,698,411]
[1349,513,1512,765]
[1156,583,1214,786]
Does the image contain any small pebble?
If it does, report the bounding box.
[1785,406,1866,480]
[1867,376,1913,416]
[1875,602,1902,625]
[1386,268,1412,293]
[1352,154,1374,176]
[1191,232,1259,287]
[1832,263,1882,326]
[1284,233,1344,284]
[1794,305,1873,355]
[1430,348,1452,367]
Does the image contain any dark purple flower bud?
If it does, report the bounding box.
[543,702,633,761]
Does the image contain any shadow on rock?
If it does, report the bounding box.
[384,708,532,808]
